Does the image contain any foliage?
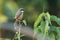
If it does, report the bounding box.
[34,12,60,40]
[22,19,27,26]
[13,32,25,40]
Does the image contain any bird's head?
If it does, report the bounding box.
[19,8,24,13]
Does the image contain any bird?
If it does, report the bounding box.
[15,8,24,24]
[14,8,24,40]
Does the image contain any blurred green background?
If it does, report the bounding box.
[0,0,60,26]
[0,0,60,40]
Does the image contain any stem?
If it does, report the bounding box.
[18,27,20,40]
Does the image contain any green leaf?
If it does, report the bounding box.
[50,15,60,25]
[20,34,25,37]
[49,33,55,40]
[46,12,51,24]
[44,12,50,35]
[56,27,60,40]
[44,20,49,34]
[49,26,57,32]
[38,20,46,33]
[34,12,45,30]
[22,20,27,26]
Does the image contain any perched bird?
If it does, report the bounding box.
[15,8,24,24]
[14,8,24,40]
